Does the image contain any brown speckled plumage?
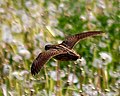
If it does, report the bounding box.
[31,31,103,75]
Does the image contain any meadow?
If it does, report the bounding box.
[0,0,119,96]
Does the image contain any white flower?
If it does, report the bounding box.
[21,13,32,29]
[107,19,114,27]
[99,52,112,65]
[25,1,32,8]
[0,8,5,13]
[8,90,18,96]
[73,92,80,96]
[0,0,5,5]
[11,21,22,33]
[87,12,96,21]
[105,91,118,96]
[93,58,103,68]
[75,57,86,66]
[93,52,112,68]
[48,71,57,81]
[18,44,31,59]
[80,15,87,21]
[1,84,7,96]
[60,70,66,78]
[53,28,65,37]
[109,70,120,78]
[13,55,22,62]
[59,3,64,8]
[50,62,57,67]
[115,79,120,88]
[68,73,78,85]
[19,49,31,59]
[3,64,11,76]
[2,25,13,43]
[97,0,106,9]
[20,70,29,76]
[47,2,58,26]
[48,2,56,13]
[12,70,29,80]
[48,70,65,81]
[34,33,46,46]
[12,71,24,80]
[83,84,98,96]
[98,41,107,48]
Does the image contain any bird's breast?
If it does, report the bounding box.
[54,52,80,61]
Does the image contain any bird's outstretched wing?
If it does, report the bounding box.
[31,49,66,75]
[61,31,103,49]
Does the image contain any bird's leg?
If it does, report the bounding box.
[56,60,62,96]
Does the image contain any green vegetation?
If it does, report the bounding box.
[0,0,119,96]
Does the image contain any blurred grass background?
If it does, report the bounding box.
[0,0,120,96]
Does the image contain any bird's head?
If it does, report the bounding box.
[45,44,53,50]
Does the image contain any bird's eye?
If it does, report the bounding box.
[45,45,51,50]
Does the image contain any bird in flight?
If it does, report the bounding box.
[31,31,103,75]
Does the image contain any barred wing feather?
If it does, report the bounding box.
[31,49,66,75]
[61,31,103,49]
